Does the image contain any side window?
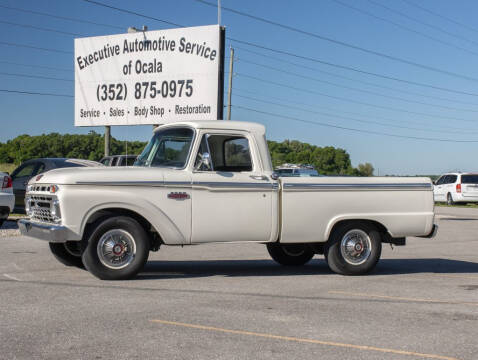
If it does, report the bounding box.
[35,163,46,175]
[436,176,446,185]
[111,157,118,166]
[448,175,457,184]
[125,157,136,166]
[224,138,252,172]
[195,134,253,172]
[11,163,36,179]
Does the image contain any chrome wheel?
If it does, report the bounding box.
[97,229,136,270]
[340,229,372,265]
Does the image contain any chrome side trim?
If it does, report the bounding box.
[283,183,432,191]
[74,180,278,191]
[76,181,166,186]
[192,181,275,191]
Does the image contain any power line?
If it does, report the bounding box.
[194,0,478,83]
[0,89,73,97]
[0,20,84,36]
[234,93,478,135]
[234,46,478,106]
[0,72,73,82]
[236,72,478,123]
[233,105,478,143]
[367,0,478,48]
[0,41,72,54]
[235,57,478,113]
[0,61,71,72]
[0,4,124,30]
[229,37,478,98]
[81,0,183,28]
[329,0,478,56]
[233,87,478,132]
[401,0,478,35]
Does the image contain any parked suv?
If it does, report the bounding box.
[433,173,478,205]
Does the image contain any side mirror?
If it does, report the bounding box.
[195,152,212,171]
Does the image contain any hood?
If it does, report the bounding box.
[30,166,170,185]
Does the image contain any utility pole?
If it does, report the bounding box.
[226,47,234,120]
[104,126,110,157]
[218,0,221,25]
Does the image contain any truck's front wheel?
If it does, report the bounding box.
[82,216,150,280]
[267,243,314,266]
[325,222,381,275]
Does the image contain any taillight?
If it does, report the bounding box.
[2,176,12,189]
[456,183,462,193]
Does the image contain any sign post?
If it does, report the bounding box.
[75,25,225,128]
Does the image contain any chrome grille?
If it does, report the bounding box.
[28,195,56,223]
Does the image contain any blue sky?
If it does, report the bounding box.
[2,0,478,175]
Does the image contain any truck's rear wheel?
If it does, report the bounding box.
[49,242,84,268]
[267,243,314,266]
[325,222,381,275]
[82,216,150,280]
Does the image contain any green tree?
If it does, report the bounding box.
[357,163,374,177]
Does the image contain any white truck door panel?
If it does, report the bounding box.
[191,172,273,243]
[162,170,192,244]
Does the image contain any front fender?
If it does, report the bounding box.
[60,186,189,245]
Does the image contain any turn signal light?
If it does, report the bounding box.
[456,183,462,193]
[1,176,12,189]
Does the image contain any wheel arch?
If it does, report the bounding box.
[325,218,389,243]
[81,206,166,250]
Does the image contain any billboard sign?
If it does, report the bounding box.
[74,25,224,126]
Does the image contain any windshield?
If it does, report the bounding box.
[134,127,194,168]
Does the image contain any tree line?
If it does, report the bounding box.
[0,132,374,176]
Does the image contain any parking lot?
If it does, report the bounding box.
[0,206,476,360]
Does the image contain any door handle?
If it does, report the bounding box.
[249,175,268,181]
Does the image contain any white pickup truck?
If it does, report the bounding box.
[19,121,436,280]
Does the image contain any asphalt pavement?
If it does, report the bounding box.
[0,207,477,360]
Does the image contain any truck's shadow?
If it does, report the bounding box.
[137,258,478,280]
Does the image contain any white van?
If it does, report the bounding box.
[433,173,478,204]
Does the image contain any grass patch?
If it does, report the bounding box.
[0,163,16,174]
[435,202,478,208]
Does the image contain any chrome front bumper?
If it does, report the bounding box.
[18,219,73,243]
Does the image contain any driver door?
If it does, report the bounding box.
[191,132,274,243]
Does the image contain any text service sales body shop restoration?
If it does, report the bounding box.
[74,25,223,126]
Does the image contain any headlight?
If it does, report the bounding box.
[26,184,33,193]
[50,200,61,223]
[50,185,59,194]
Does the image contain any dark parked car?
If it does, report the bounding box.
[99,155,138,166]
[11,158,102,213]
